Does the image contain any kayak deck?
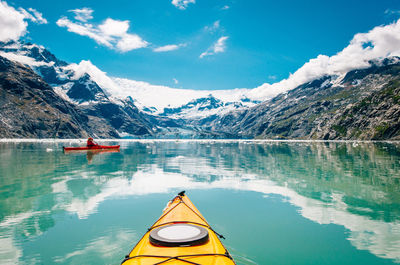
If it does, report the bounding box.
[63,145,120,151]
[122,191,235,265]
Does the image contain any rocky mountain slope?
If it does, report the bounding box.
[0,41,156,138]
[0,56,100,138]
[206,58,400,140]
[0,56,157,138]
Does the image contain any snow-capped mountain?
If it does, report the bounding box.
[0,40,257,120]
[0,55,109,138]
[1,40,399,140]
[0,41,68,84]
[160,94,259,119]
[54,73,109,104]
[0,40,158,138]
[0,41,106,104]
[110,77,256,115]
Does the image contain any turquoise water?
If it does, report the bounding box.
[0,140,399,265]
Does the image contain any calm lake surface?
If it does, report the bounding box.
[0,140,399,265]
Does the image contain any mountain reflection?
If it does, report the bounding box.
[0,140,399,263]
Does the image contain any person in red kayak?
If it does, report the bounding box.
[86,137,98,148]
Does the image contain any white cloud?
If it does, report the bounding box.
[171,0,195,10]
[153,43,185,52]
[56,16,148,52]
[56,17,112,47]
[0,2,47,42]
[98,18,129,36]
[19,8,48,24]
[28,8,47,24]
[69,7,93,22]
[249,19,400,99]
[384,9,400,16]
[204,20,220,32]
[116,33,148,52]
[200,36,228,58]
[0,1,27,42]
[213,36,228,53]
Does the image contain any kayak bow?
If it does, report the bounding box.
[121,191,235,265]
[63,145,120,151]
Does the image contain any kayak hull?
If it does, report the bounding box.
[63,145,120,151]
[122,192,235,265]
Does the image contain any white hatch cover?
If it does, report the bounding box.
[149,224,209,247]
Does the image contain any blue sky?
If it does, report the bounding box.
[7,0,400,90]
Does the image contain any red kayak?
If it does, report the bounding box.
[63,145,120,151]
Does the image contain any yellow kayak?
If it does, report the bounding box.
[121,191,236,265]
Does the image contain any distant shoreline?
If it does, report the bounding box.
[0,138,399,144]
